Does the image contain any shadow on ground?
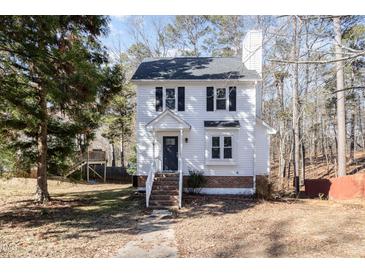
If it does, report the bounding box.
[0,186,161,240]
[179,195,260,218]
[179,195,309,218]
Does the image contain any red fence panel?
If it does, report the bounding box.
[304,174,365,200]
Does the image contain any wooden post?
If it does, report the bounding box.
[86,150,89,183]
[104,161,107,183]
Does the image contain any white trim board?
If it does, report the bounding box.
[131,79,261,84]
[146,109,191,131]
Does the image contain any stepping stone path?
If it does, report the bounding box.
[115,210,178,258]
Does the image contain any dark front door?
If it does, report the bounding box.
[163,136,178,171]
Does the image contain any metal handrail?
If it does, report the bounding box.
[146,160,156,208]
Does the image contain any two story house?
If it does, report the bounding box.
[131,30,275,208]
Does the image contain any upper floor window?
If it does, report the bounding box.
[165,88,175,110]
[206,86,236,112]
[155,87,185,112]
[216,88,227,110]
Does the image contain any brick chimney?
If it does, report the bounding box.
[242,30,263,76]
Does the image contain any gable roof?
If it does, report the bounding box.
[131,57,260,81]
[146,109,191,131]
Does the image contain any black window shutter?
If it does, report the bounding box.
[229,86,236,111]
[178,87,185,111]
[155,87,163,112]
[206,87,214,111]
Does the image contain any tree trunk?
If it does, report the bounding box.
[112,143,116,167]
[357,93,365,150]
[121,125,125,168]
[349,112,355,163]
[35,88,50,203]
[291,16,300,194]
[334,16,347,176]
[301,142,305,184]
[276,74,286,179]
[349,65,356,164]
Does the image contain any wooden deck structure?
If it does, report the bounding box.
[65,149,107,183]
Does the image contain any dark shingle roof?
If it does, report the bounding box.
[131,57,260,80]
[204,120,240,128]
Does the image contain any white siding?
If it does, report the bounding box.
[256,83,262,117]
[136,81,257,177]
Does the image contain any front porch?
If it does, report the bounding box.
[145,110,191,208]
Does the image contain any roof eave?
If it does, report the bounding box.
[130,77,261,83]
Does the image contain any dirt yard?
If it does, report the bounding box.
[1,178,365,258]
[0,178,145,257]
[174,196,365,258]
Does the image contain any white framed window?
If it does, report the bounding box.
[210,135,233,160]
[211,136,221,159]
[165,88,176,110]
[215,88,227,110]
[223,136,232,159]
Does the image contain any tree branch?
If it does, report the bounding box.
[332,86,365,94]
[268,50,365,64]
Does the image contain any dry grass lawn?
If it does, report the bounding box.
[175,196,365,258]
[1,178,365,258]
[0,178,145,257]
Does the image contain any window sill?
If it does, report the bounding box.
[205,160,237,166]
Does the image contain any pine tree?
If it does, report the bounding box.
[0,16,110,202]
[102,59,135,168]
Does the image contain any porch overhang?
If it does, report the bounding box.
[146,109,191,132]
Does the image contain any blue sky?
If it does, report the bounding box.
[100,16,132,53]
[101,16,173,54]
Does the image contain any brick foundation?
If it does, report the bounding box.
[184,176,253,188]
[137,175,254,188]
